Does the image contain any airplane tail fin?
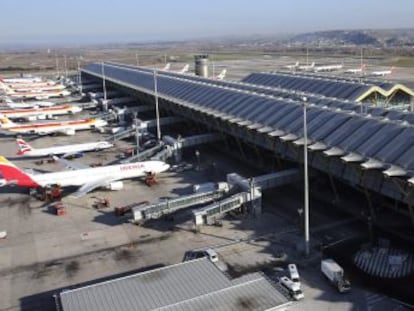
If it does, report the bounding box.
[0,115,16,128]
[217,69,227,80]
[16,139,33,155]
[179,64,189,73]
[162,63,171,71]
[0,156,38,187]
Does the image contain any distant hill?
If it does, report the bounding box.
[289,29,414,47]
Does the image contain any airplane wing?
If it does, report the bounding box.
[70,176,116,198]
[52,156,90,170]
[61,151,83,159]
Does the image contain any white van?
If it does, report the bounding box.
[184,248,219,263]
[205,248,219,263]
[279,276,304,301]
[288,263,300,283]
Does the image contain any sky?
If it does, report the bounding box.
[1,0,413,45]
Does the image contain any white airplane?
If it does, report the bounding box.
[345,64,367,74]
[177,64,189,74]
[313,64,344,72]
[370,67,395,77]
[298,62,315,71]
[0,104,82,121]
[10,83,65,92]
[161,63,171,71]
[0,76,42,84]
[1,97,56,108]
[0,116,107,136]
[0,156,170,198]
[7,89,71,100]
[15,138,113,157]
[285,61,299,70]
[215,69,227,80]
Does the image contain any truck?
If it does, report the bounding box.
[279,276,304,301]
[288,263,300,284]
[321,259,351,293]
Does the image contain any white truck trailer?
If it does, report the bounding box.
[321,258,351,293]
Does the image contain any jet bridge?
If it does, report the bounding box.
[131,169,300,224]
[193,169,300,227]
[132,182,230,223]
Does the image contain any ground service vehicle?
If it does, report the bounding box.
[321,259,351,293]
[279,276,304,301]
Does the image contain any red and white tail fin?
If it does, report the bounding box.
[16,139,33,155]
[0,115,16,128]
[0,156,39,187]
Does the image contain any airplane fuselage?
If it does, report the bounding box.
[2,118,107,135]
[21,141,113,157]
[24,161,168,188]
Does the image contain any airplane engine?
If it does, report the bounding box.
[106,181,124,191]
[64,129,76,136]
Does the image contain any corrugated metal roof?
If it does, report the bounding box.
[82,63,414,172]
[156,273,289,311]
[104,62,414,122]
[241,72,414,102]
[60,259,289,311]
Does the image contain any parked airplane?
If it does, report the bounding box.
[1,97,56,108]
[0,76,42,84]
[16,138,113,157]
[0,116,107,136]
[215,69,227,80]
[298,62,315,71]
[313,64,344,72]
[345,64,366,74]
[0,156,170,197]
[161,63,171,71]
[285,61,299,70]
[370,67,395,77]
[9,83,66,92]
[177,64,190,74]
[0,105,82,121]
[7,89,71,100]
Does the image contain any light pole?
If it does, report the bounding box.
[55,53,60,78]
[195,150,200,170]
[77,59,82,95]
[135,112,140,157]
[303,96,310,257]
[135,53,139,66]
[153,70,161,142]
[101,62,107,112]
[64,54,68,80]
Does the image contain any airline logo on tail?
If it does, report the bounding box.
[16,139,33,155]
[0,115,16,128]
[0,156,39,187]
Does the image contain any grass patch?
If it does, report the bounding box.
[381,57,414,67]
